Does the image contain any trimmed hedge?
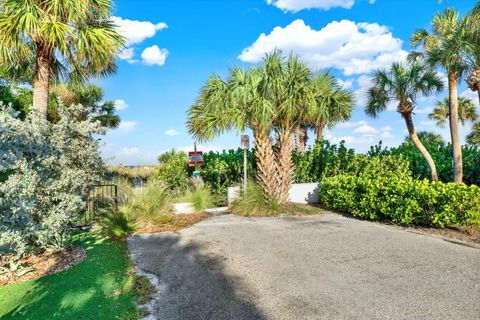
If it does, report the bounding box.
[319,156,480,228]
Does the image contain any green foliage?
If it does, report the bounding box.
[370,137,480,186]
[231,182,281,216]
[153,151,190,192]
[319,157,480,228]
[97,206,136,241]
[201,149,256,205]
[292,140,366,183]
[0,104,106,257]
[0,232,140,319]
[181,182,214,212]
[123,181,173,225]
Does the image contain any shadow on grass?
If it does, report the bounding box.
[128,233,266,320]
[0,233,137,320]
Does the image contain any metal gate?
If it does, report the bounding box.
[85,184,118,222]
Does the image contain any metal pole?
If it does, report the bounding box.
[243,144,248,197]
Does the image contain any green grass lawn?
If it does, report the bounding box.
[0,232,139,320]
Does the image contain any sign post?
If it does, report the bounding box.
[241,135,249,196]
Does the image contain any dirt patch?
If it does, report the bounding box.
[0,246,86,286]
[404,225,480,247]
[135,212,210,233]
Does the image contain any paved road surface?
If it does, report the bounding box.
[127,213,480,320]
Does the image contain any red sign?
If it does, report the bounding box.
[188,151,204,167]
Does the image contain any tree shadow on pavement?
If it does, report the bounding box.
[128,233,266,320]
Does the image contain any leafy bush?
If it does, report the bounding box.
[0,105,106,257]
[370,136,480,186]
[319,156,480,227]
[152,150,190,192]
[201,149,256,205]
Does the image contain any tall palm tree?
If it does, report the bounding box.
[268,53,314,204]
[187,68,278,201]
[0,0,125,118]
[366,61,444,181]
[464,3,480,105]
[467,123,480,147]
[429,97,478,128]
[411,8,468,183]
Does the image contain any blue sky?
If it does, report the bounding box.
[99,0,480,165]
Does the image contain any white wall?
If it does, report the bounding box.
[288,183,320,204]
[227,182,320,206]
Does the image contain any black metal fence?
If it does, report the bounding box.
[85,184,118,222]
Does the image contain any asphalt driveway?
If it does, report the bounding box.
[127,213,480,320]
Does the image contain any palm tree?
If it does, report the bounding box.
[310,72,354,142]
[411,8,468,183]
[293,72,354,154]
[467,123,480,147]
[187,68,278,201]
[464,4,480,105]
[429,97,478,128]
[366,61,444,181]
[0,0,124,118]
[50,84,121,128]
[268,53,314,204]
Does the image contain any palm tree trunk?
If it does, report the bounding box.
[253,128,278,202]
[276,128,294,204]
[402,112,438,181]
[294,125,307,154]
[448,74,463,183]
[32,42,52,118]
[316,122,325,141]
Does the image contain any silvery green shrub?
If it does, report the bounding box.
[0,104,106,258]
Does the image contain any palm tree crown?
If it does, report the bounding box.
[0,0,125,116]
[429,97,478,128]
[366,61,444,117]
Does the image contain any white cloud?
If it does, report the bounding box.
[141,45,169,66]
[338,78,354,89]
[118,48,135,60]
[113,17,168,46]
[354,124,378,134]
[336,120,368,129]
[115,120,137,134]
[239,19,408,76]
[266,0,375,12]
[165,129,180,136]
[461,89,480,109]
[114,99,129,110]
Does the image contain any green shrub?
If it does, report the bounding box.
[319,156,480,228]
[0,104,105,258]
[152,150,190,192]
[201,149,256,205]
